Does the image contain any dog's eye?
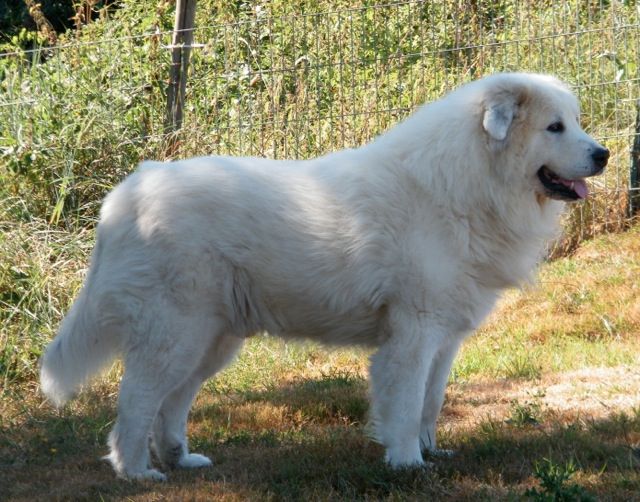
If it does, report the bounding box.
[547,122,565,133]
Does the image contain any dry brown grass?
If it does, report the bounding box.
[2,363,639,501]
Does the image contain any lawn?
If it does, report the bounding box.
[1,224,639,501]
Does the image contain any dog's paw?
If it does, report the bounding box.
[386,457,435,471]
[177,453,213,469]
[384,445,426,470]
[123,468,168,482]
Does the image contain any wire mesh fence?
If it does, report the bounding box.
[1,1,639,242]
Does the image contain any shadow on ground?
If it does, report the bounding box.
[1,376,638,501]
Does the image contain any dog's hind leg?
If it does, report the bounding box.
[105,307,214,481]
[151,333,243,470]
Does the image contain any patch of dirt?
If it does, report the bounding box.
[443,365,640,429]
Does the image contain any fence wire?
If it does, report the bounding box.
[1,1,639,238]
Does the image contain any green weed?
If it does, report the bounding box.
[506,399,543,428]
[525,458,596,502]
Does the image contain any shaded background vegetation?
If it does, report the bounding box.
[1,1,638,229]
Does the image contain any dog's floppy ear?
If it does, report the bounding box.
[482,86,526,141]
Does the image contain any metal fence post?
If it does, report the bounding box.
[631,100,640,217]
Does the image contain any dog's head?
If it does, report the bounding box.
[481,74,608,202]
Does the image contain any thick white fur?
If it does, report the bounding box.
[40,73,606,480]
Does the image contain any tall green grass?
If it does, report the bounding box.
[1,0,638,229]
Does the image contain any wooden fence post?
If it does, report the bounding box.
[165,0,197,138]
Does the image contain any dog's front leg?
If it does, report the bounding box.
[368,308,446,468]
[419,336,462,458]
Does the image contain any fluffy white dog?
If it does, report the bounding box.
[41,73,608,480]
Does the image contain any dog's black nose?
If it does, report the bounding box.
[591,147,610,169]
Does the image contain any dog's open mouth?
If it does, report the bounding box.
[537,166,588,201]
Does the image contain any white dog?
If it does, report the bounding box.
[40,73,608,480]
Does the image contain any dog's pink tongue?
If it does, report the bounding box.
[559,178,589,199]
[573,180,589,199]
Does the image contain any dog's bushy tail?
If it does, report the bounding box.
[40,248,120,407]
